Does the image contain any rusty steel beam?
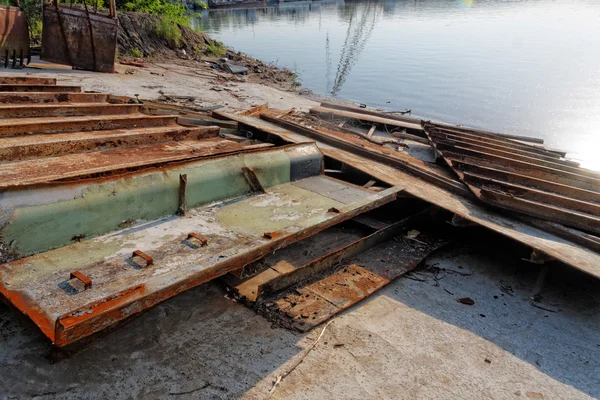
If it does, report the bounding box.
[0,114,178,137]
[435,141,600,180]
[260,114,472,197]
[480,188,600,234]
[423,120,545,145]
[0,77,57,85]
[444,152,600,193]
[258,208,434,300]
[0,103,141,118]
[0,84,81,92]
[464,173,600,217]
[453,160,600,204]
[0,126,220,161]
[0,138,267,189]
[423,122,563,156]
[427,130,575,165]
[0,92,109,104]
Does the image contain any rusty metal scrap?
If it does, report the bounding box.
[213,108,600,278]
[423,121,600,235]
[41,0,118,72]
[0,3,31,68]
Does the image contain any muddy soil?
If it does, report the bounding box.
[117,12,298,91]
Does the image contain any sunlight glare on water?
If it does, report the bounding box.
[197,0,600,170]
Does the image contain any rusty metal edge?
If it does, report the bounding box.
[257,206,435,300]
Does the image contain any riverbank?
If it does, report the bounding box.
[0,21,598,400]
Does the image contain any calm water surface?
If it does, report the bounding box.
[196,0,600,169]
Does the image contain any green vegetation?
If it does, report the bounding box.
[129,47,142,58]
[206,41,226,58]
[290,64,302,89]
[13,0,207,46]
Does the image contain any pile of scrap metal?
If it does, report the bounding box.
[0,77,457,354]
[210,102,600,279]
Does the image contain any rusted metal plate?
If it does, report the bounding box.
[0,179,400,346]
[423,121,600,235]
[222,205,372,301]
[218,111,600,278]
[0,84,81,92]
[0,92,109,104]
[41,3,117,72]
[0,114,177,137]
[258,213,451,332]
[0,5,30,68]
[257,209,432,299]
[0,138,255,188]
[0,125,220,161]
[0,103,140,118]
[0,77,55,85]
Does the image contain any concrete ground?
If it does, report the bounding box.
[1,65,599,400]
[0,231,599,400]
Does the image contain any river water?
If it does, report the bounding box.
[196,0,600,170]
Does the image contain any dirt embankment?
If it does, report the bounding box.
[117,12,298,90]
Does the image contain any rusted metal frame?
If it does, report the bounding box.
[422,121,545,145]
[260,114,472,197]
[462,172,600,217]
[309,106,425,137]
[48,187,401,346]
[427,130,576,166]
[453,160,600,204]
[0,77,56,85]
[0,103,140,118]
[0,114,177,138]
[241,167,266,193]
[479,188,600,234]
[426,127,563,160]
[0,126,221,162]
[0,84,82,93]
[441,151,600,193]
[0,92,109,104]
[434,140,599,180]
[424,124,560,159]
[257,206,434,300]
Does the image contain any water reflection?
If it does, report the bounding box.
[196,0,600,170]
